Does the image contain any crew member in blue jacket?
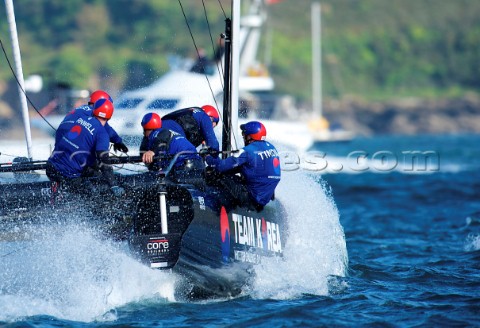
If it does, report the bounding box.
[140,113,203,174]
[47,99,124,196]
[205,121,281,210]
[61,90,129,153]
[161,105,220,153]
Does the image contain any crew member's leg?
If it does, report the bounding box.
[218,174,260,210]
[46,162,87,193]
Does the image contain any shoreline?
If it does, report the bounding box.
[321,95,480,136]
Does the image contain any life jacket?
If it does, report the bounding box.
[162,107,203,147]
[140,128,174,153]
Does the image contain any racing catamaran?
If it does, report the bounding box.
[0,0,287,299]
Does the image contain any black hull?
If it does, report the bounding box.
[0,171,287,298]
[173,186,286,298]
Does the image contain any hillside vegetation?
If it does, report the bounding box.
[1,0,479,105]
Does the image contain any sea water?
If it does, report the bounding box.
[0,134,479,327]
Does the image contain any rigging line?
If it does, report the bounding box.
[200,1,230,145]
[177,0,226,131]
[0,38,57,132]
[216,0,228,18]
[202,0,225,86]
[177,0,216,94]
[200,0,226,138]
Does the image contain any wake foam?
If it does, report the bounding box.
[0,223,175,323]
[0,152,349,317]
[250,170,348,299]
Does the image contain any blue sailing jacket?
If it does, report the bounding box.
[207,140,281,205]
[191,108,219,151]
[142,128,201,170]
[162,107,219,152]
[64,105,122,144]
[161,119,187,137]
[49,111,110,178]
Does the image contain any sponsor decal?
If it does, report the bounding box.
[273,157,281,175]
[220,206,230,262]
[75,117,96,135]
[234,250,260,264]
[220,210,282,263]
[67,125,82,140]
[231,213,282,253]
[146,237,170,255]
[258,148,279,160]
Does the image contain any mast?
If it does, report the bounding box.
[311,1,322,119]
[222,0,241,154]
[4,0,33,159]
[221,18,232,154]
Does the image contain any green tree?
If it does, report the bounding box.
[50,44,92,89]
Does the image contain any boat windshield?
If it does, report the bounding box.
[116,98,144,110]
[147,99,179,110]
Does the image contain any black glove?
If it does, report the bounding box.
[199,147,211,158]
[113,142,129,153]
[110,186,125,197]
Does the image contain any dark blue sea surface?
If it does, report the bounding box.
[1,134,479,327]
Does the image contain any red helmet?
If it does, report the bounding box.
[201,105,219,124]
[141,113,162,130]
[89,90,113,105]
[240,121,267,141]
[92,99,114,120]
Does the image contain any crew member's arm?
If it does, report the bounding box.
[96,150,117,185]
[95,128,117,186]
[104,122,121,143]
[140,136,156,171]
[94,130,124,197]
[206,149,247,173]
[95,150,125,197]
[199,114,219,152]
[141,129,171,170]
[105,123,129,153]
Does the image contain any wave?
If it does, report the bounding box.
[464,234,480,252]
[250,170,348,299]
[0,224,175,322]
